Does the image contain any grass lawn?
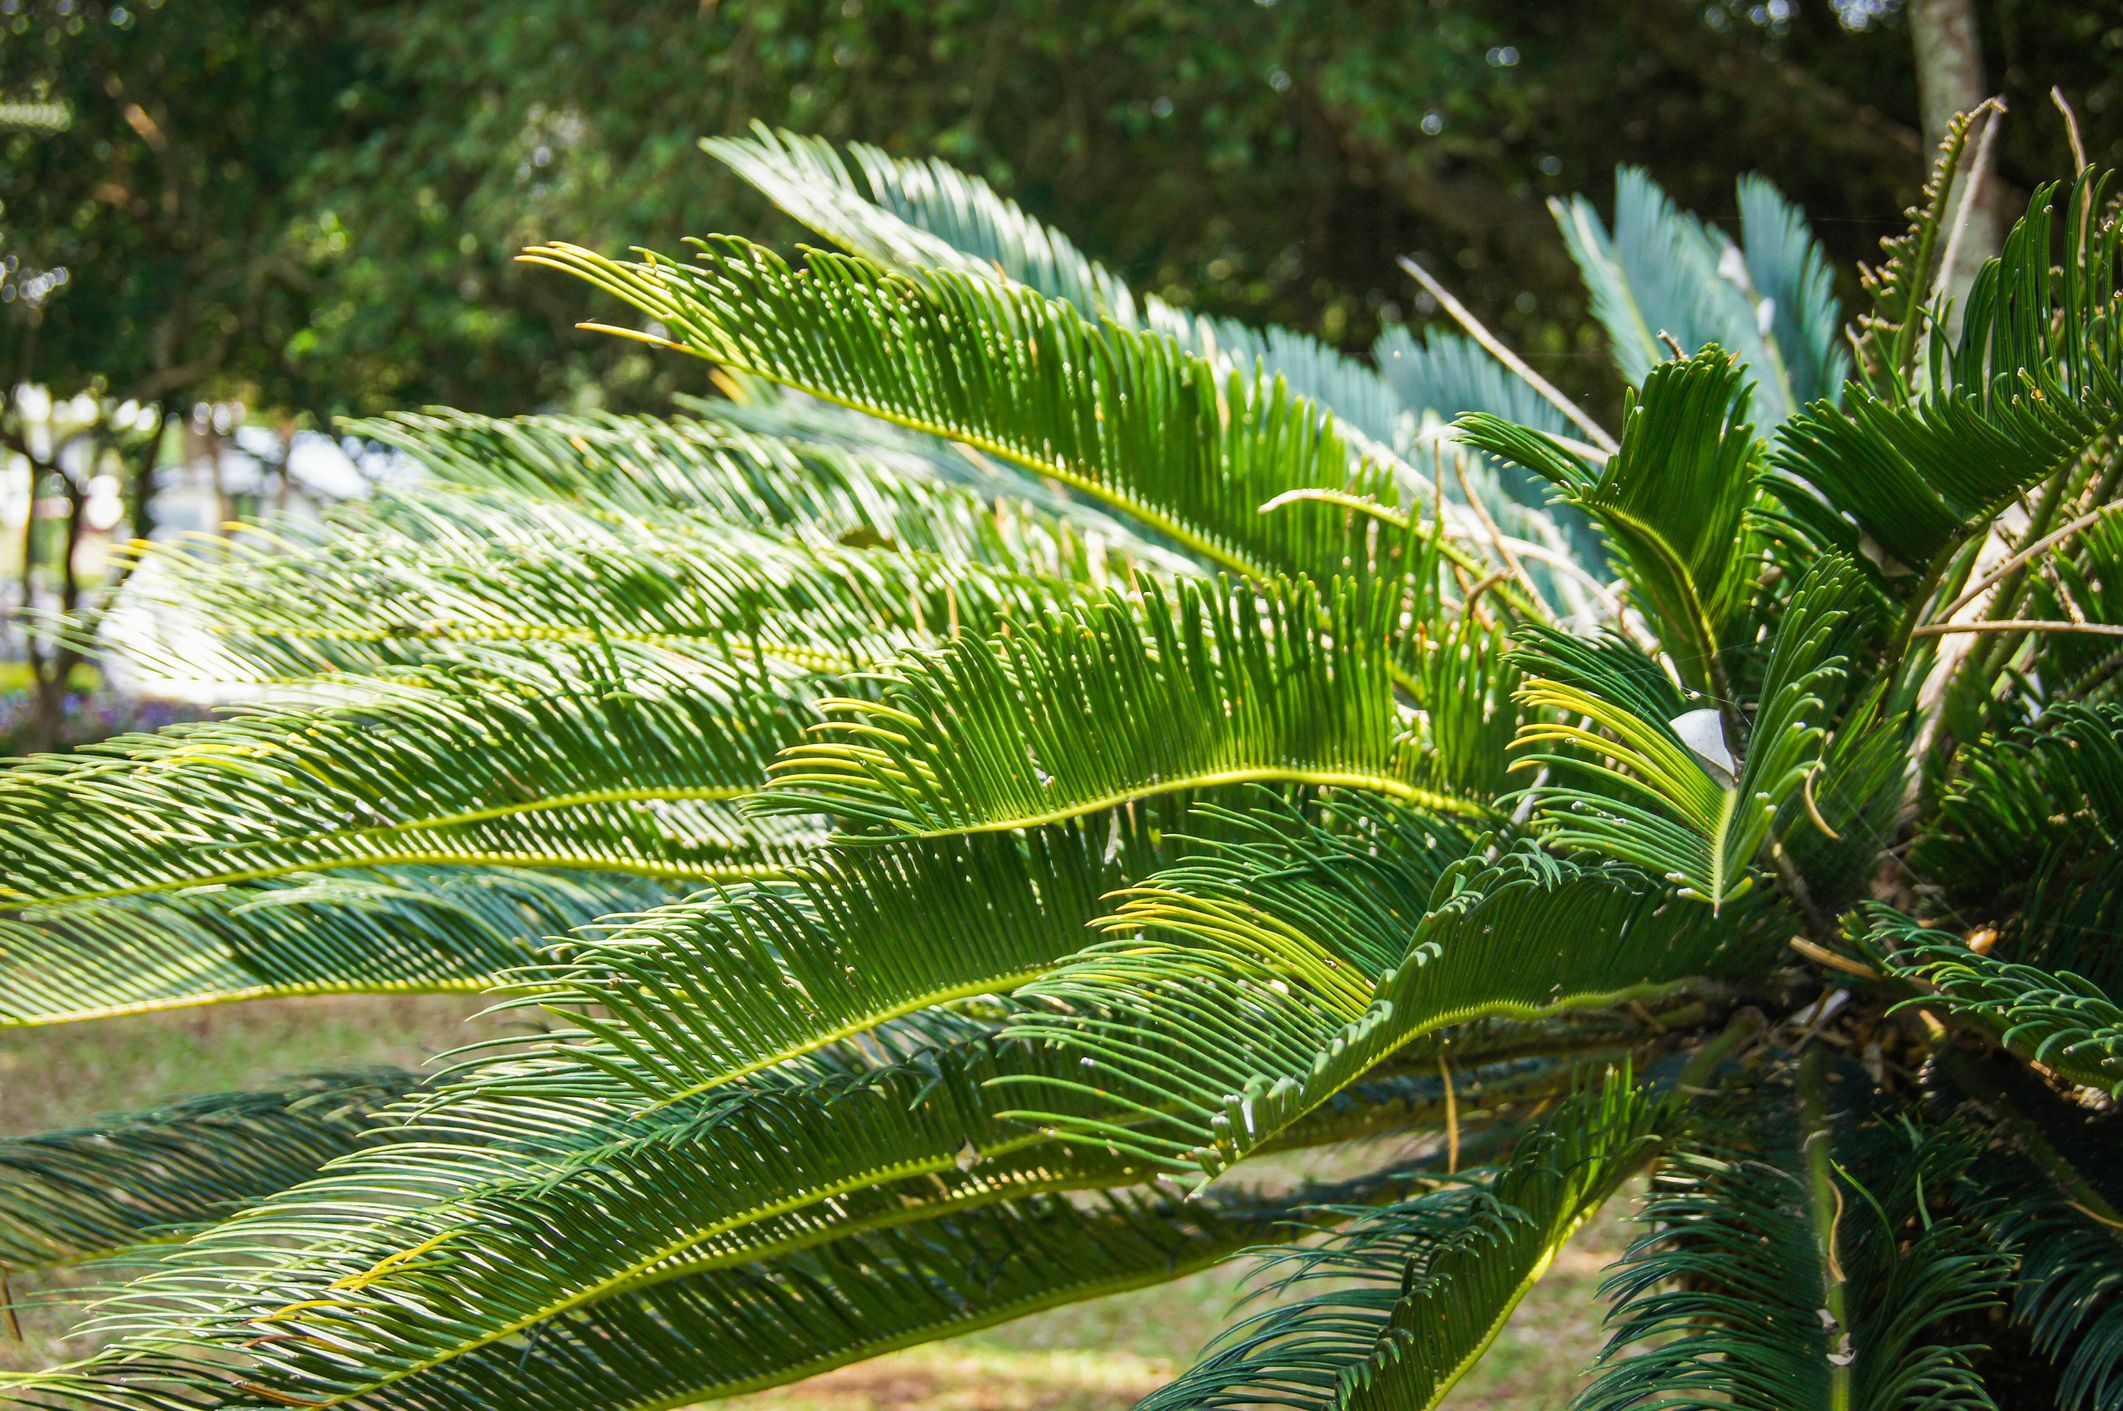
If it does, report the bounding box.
[1,996,1628,1407]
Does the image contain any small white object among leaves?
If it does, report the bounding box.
[1669,707,1738,782]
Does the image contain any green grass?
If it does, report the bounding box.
[0,998,1628,1406]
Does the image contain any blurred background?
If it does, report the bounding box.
[2,2,2119,1402]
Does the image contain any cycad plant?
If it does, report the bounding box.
[4,109,2121,1409]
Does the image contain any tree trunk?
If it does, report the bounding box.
[1908,0,2002,303]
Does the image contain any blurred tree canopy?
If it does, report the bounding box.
[3,0,2118,424]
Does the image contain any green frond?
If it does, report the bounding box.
[346,1180,1389,1411]
[0,644,821,907]
[0,867,665,1026]
[49,1034,1171,1408]
[1973,1153,2123,1411]
[107,483,1096,682]
[755,577,1479,838]
[1551,168,1802,425]
[1580,1072,2008,1411]
[18,1177,1407,1411]
[1462,348,1765,687]
[522,235,1426,589]
[704,124,1141,325]
[1921,702,2123,986]
[355,405,1164,574]
[706,126,1414,453]
[1000,842,1774,1179]
[0,1070,417,1271]
[1141,1071,1670,1411]
[473,808,1178,1106]
[1853,101,2001,384]
[1775,172,2123,578]
[1510,556,1864,909]
[1862,908,2123,1096]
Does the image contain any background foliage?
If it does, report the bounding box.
[5,0,2121,421]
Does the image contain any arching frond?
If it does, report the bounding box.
[356,408,1033,552]
[476,808,1178,1106]
[1461,348,1766,686]
[0,867,665,1026]
[755,577,1478,839]
[1862,908,2123,1096]
[522,237,1426,589]
[1141,1072,1670,1411]
[51,1035,1167,1408]
[1000,844,1774,1179]
[1580,1072,2007,1411]
[1510,556,1864,909]
[1775,173,2123,579]
[0,645,820,907]
[704,124,1140,325]
[107,484,1096,682]
[0,1071,418,1271]
[18,1177,1406,1411]
[704,126,1413,453]
[1551,168,1803,425]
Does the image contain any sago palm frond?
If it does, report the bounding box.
[0,1070,418,1271]
[1862,907,2123,1096]
[1141,1071,1671,1411]
[7,115,2119,1410]
[518,237,1430,592]
[754,577,1476,837]
[1000,844,1775,1178]
[0,868,665,1025]
[1580,1065,2008,1411]
[1509,555,1866,909]
[1,644,820,907]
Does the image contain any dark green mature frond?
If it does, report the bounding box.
[705,126,1414,455]
[352,1181,1390,1411]
[756,577,1477,839]
[1001,844,1773,1179]
[522,237,1427,591]
[1142,1072,1669,1411]
[1462,348,1765,687]
[1775,173,2123,577]
[0,867,665,1026]
[0,1070,417,1271]
[109,483,1095,682]
[48,1035,1173,1408]
[1922,702,2123,986]
[1581,1075,2007,1411]
[474,808,1178,1106]
[1976,1154,2123,1411]
[19,1178,1401,1411]
[0,644,820,907]
[1511,556,1865,909]
[1862,908,2123,1096]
